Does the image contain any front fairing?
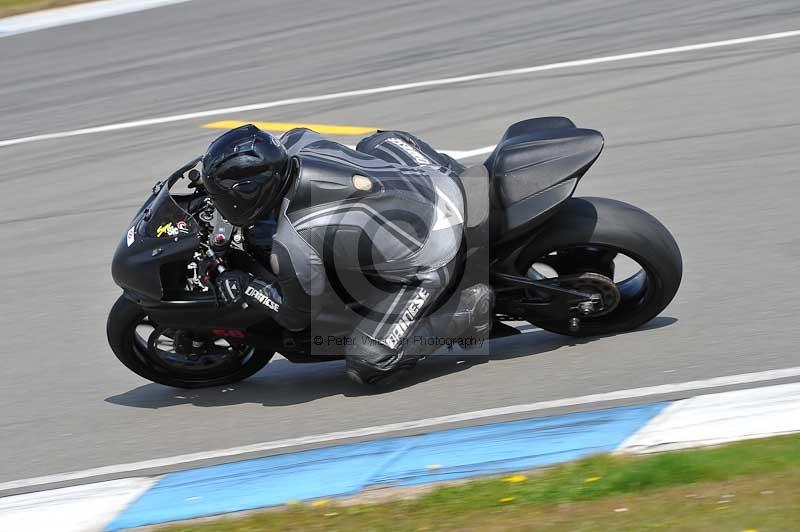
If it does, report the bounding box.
[112,179,202,301]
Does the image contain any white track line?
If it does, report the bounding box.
[618,382,800,452]
[445,146,497,160]
[2,366,799,493]
[0,477,157,532]
[2,29,800,148]
[0,0,192,38]
[345,145,496,160]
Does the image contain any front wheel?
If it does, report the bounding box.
[107,296,274,388]
[517,197,682,337]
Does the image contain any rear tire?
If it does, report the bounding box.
[107,295,273,388]
[517,197,682,336]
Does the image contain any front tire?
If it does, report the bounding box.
[517,197,682,336]
[107,296,274,388]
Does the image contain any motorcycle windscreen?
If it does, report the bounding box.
[112,182,201,301]
[138,183,200,239]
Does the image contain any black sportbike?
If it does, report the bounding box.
[108,117,682,388]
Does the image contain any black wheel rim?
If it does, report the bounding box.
[523,244,656,326]
[130,316,256,380]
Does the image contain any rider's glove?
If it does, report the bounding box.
[216,270,252,305]
[243,279,282,314]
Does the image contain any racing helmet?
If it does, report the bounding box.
[202,124,291,226]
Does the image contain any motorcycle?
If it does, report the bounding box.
[108,117,682,388]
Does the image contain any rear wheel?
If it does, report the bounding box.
[517,197,682,336]
[107,296,273,388]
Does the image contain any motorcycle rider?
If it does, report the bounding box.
[202,124,493,386]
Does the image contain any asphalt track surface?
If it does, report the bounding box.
[2,0,800,487]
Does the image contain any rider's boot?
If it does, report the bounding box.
[345,284,494,386]
[346,357,418,388]
[446,283,494,345]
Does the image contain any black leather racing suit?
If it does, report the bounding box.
[252,128,468,381]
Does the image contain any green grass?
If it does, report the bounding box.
[421,435,800,509]
[160,434,800,531]
[0,0,93,18]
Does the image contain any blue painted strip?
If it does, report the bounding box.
[106,438,405,530]
[106,402,666,530]
[373,402,667,485]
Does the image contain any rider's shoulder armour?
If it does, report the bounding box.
[287,150,382,217]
